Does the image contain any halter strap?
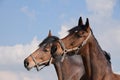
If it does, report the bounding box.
[58,31,91,62]
[30,54,53,71]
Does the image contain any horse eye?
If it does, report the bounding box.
[71,42,74,46]
[76,33,81,38]
[44,49,49,52]
[81,31,85,35]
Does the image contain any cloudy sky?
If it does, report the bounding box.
[0,0,120,80]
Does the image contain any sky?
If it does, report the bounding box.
[0,0,120,80]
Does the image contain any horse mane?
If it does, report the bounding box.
[103,51,111,63]
[39,36,59,47]
[91,33,111,64]
[92,34,111,64]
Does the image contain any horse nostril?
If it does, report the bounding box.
[24,59,29,68]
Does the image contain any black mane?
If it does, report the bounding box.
[39,36,59,47]
[103,51,111,63]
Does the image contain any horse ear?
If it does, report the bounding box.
[48,30,52,37]
[85,18,90,31]
[85,18,89,27]
[78,17,83,26]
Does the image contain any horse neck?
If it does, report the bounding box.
[53,55,84,80]
[80,34,112,79]
[54,62,63,80]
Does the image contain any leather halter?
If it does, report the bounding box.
[29,37,58,71]
[58,31,91,62]
[30,54,53,71]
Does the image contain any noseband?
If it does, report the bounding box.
[58,31,91,62]
[30,54,53,71]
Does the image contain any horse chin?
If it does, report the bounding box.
[27,67,31,71]
[27,68,31,71]
[25,65,34,71]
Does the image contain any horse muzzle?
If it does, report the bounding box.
[24,58,33,71]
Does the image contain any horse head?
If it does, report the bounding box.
[24,30,58,71]
[51,17,92,60]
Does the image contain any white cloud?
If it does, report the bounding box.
[0,67,57,80]
[0,71,41,80]
[58,25,69,38]
[97,25,120,50]
[86,0,116,17]
[0,37,39,65]
[0,71,18,80]
[58,18,77,38]
[20,6,36,19]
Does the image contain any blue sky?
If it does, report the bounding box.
[0,0,120,80]
[0,0,88,46]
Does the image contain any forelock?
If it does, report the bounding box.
[39,36,59,47]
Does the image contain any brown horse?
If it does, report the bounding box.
[24,31,86,80]
[50,17,120,80]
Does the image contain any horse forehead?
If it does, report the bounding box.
[68,25,85,34]
[39,36,59,47]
